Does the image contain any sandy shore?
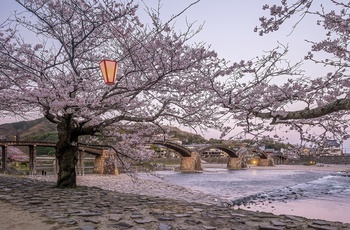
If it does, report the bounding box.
[1,164,349,229]
[35,172,223,205]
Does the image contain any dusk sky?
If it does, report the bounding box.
[0,1,326,71]
[0,1,342,148]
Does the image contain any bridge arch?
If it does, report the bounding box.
[152,141,192,157]
[198,145,238,158]
[252,150,269,159]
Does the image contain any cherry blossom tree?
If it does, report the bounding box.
[219,0,350,148]
[0,0,231,187]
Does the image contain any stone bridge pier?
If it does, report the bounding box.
[93,150,119,175]
[227,157,247,170]
[180,151,203,173]
[257,157,275,166]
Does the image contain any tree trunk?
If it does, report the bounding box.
[56,117,79,188]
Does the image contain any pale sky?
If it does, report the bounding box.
[0,1,326,65]
[1,1,344,148]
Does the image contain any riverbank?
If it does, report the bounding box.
[202,163,350,172]
[0,174,349,230]
[1,164,350,229]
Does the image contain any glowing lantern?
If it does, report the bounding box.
[99,59,118,85]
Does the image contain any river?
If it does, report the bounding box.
[142,164,350,223]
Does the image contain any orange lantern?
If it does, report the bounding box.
[99,59,118,85]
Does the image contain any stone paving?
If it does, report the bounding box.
[0,175,350,230]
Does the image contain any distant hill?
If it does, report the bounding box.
[163,126,207,144]
[0,118,207,144]
[0,117,57,141]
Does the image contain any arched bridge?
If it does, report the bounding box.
[1,141,276,175]
[152,142,275,170]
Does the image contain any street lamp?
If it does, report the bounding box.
[99,59,118,85]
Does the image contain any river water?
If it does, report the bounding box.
[145,165,350,223]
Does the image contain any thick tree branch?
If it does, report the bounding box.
[254,98,350,123]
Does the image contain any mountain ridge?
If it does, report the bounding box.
[0,118,207,144]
